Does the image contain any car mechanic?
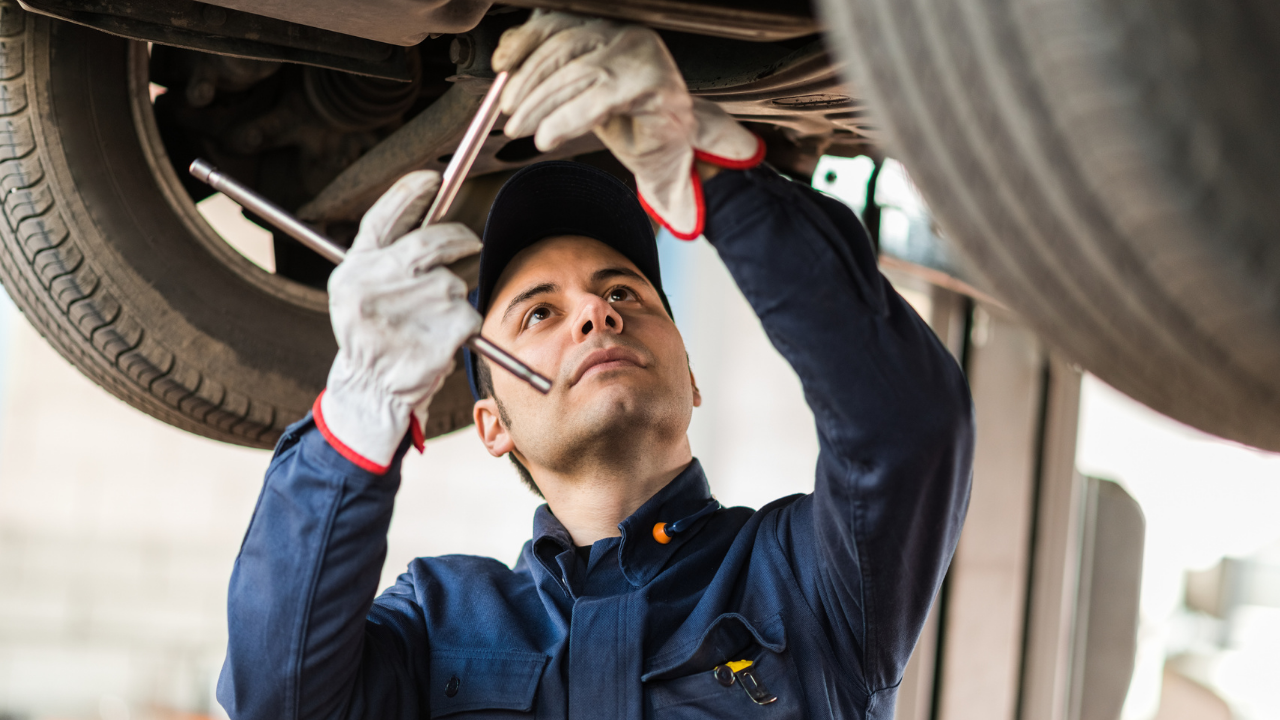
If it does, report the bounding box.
[217,11,975,720]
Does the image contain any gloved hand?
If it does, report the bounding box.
[316,171,483,473]
[493,11,764,239]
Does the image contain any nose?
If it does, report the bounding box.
[573,294,623,343]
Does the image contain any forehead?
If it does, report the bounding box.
[487,235,642,309]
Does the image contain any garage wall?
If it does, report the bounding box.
[0,287,264,719]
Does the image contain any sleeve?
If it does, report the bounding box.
[701,165,975,693]
[216,413,428,720]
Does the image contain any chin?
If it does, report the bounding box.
[526,379,692,467]
[577,379,649,418]
[576,380,686,432]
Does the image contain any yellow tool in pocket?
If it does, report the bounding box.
[710,659,778,705]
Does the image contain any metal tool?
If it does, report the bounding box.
[188,72,552,394]
[424,71,509,225]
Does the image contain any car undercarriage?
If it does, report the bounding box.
[2,0,1278,451]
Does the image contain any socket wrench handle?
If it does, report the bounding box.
[424,71,510,226]
[191,159,347,264]
[188,158,552,395]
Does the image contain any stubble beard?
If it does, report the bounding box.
[511,378,689,479]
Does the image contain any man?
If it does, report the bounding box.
[218,11,973,720]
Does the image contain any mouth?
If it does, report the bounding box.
[570,345,647,386]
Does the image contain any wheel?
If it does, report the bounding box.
[0,7,474,448]
[818,0,1280,450]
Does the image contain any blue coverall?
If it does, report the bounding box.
[217,165,975,720]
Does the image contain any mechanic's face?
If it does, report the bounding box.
[473,235,699,475]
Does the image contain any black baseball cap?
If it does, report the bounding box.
[464,160,671,400]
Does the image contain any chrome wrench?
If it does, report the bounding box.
[190,71,551,394]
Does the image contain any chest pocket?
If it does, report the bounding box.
[427,649,548,719]
[642,613,804,720]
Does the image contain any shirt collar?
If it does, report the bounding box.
[531,459,716,589]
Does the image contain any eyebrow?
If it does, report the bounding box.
[498,267,651,325]
[593,267,647,285]
[502,282,559,324]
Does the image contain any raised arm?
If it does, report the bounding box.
[702,165,974,695]
[488,10,973,695]
[217,171,482,720]
[218,425,426,720]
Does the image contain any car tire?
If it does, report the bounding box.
[818,0,1280,450]
[0,6,475,449]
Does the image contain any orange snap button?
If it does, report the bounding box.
[652,522,672,544]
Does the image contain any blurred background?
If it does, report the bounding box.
[0,157,1278,720]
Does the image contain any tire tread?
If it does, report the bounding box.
[0,2,275,447]
[819,0,1280,449]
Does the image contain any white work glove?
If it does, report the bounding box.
[493,11,764,239]
[316,171,482,473]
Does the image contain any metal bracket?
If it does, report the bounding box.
[499,0,818,41]
[17,0,413,80]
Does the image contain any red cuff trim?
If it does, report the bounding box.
[410,415,425,454]
[312,391,391,475]
[637,162,704,242]
[693,133,766,170]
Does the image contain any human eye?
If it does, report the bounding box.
[523,305,552,329]
[605,285,638,303]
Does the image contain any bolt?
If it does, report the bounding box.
[186,79,216,108]
[449,36,475,69]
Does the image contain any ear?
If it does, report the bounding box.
[473,398,516,457]
[690,370,702,408]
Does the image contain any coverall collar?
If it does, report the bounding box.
[531,459,717,590]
